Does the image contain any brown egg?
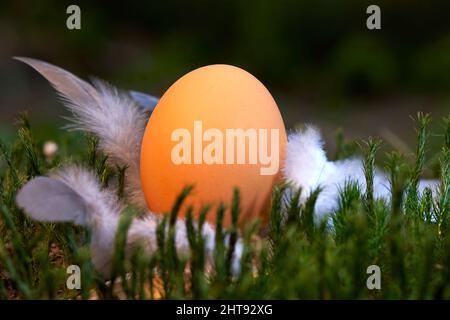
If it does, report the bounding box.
[140,64,287,227]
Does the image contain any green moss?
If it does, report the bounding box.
[0,113,449,299]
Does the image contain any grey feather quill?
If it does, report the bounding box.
[13,57,100,107]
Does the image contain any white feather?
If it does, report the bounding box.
[283,126,439,219]
[48,167,123,274]
[14,57,149,211]
[17,165,242,276]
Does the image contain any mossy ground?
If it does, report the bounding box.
[0,113,448,299]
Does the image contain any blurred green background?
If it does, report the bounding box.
[0,0,449,154]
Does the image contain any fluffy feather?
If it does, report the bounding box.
[284,126,439,219]
[16,166,242,276]
[14,57,149,211]
[17,166,123,274]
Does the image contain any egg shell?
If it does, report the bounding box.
[140,64,287,227]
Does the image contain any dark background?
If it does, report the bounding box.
[0,0,449,154]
